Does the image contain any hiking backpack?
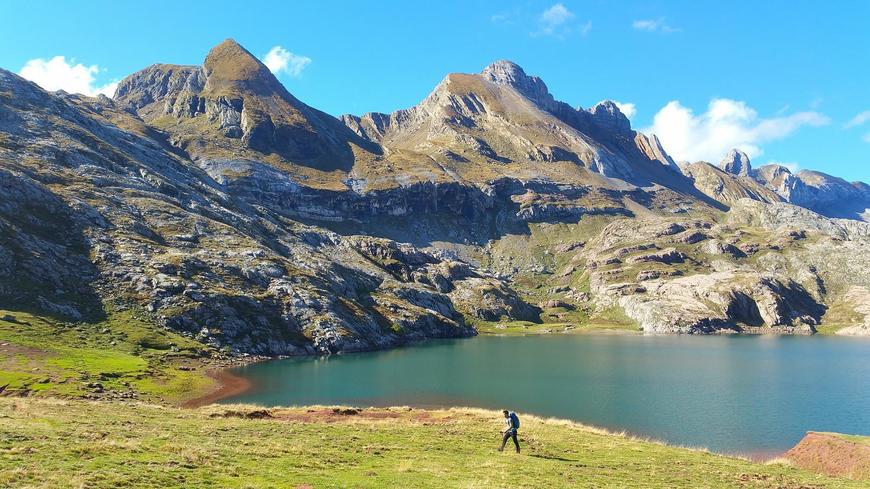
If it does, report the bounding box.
[510,412,520,430]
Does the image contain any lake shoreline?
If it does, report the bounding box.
[182,367,253,408]
[185,363,792,461]
[208,333,870,456]
[185,374,794,462]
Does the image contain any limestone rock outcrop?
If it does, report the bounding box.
[618,271,822,334]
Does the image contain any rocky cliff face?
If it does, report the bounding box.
[2,38,870,356]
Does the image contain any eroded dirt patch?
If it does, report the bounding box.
[0,342,50,363]
[785,432,870,480]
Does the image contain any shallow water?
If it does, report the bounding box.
[222,334,870,455]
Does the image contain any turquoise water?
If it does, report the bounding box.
[222,334,870,455]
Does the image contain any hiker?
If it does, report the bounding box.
[498,409,520,453]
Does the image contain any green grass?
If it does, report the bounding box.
[0,307,215,404]
[584,306,641,331]
[468,305,640,336]
[815,301,865,335]
[825,433,870,447]
[815,325,848,335]
[469,317,567,335]
[0,398,859,489]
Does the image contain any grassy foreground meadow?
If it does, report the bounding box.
[0,398,864,489]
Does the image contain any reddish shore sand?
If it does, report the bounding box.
[182,369,252,408]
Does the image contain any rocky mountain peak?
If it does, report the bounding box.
[480,60,530,85]
[112,38,368,169]
[202,38,280,96]
[720,148,752,176]
[480,60,556,110]
[588,100,631,135]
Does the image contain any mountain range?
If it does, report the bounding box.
[2,38,869,355]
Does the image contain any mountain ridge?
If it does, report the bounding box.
[2,38,870,360]
[110,40,867,220]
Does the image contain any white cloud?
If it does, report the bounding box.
[645,98,830,163]
[632,19,658,30]
[863,132,870,144]
[540,3,574,29]
[632,17,679,33]
[535,3,589,37]
[613,101,636,119]
[845,110,870,128]
[262,46,311,77]
[19,56,118,97]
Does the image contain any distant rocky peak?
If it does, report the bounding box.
[480,60,556,110]
[588,100,631,134]
[720,148,752,176]
[590,100,622,115]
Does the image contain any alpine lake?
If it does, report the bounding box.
[221,334,870,456]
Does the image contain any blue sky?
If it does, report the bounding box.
[1,0,868,181]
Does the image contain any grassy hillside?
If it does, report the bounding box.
[0,307,217,404]
[0,398,861,489]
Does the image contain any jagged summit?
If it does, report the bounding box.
[720,148,752,176]
[340,60,687,191]
[478,61,630,127]
[107,45,867,218]
[589,100,631,135]
[479,60,557,110]
[681,160,782,206]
